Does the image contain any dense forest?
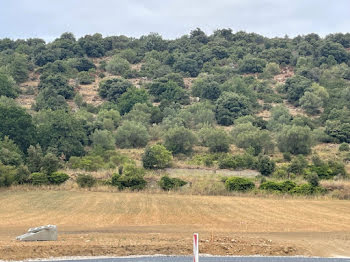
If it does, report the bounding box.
[1,29,350,196]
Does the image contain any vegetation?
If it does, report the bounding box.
[0,29,350,198]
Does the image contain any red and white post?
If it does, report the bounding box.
[193,233,199,262]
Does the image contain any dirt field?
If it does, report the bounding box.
[0,190,350,260]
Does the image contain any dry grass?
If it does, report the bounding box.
[1,189,350,259]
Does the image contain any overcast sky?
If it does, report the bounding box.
[1,0,350,41]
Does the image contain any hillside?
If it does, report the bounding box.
[1,30,350,197]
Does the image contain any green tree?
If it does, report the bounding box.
[0,162,16,187]
[199,128,230,153]
[300,91,323,115]
[90,129,115,150]
[0,72,18,98]
[0,97,36,152]
[117,87,150,115]
[164,126,196,155]
[142,144,172,169]
[257,155,275,176]
[98,78,133,102]
[0,136,23,166]
[215,92,252,126]
[239,56,266,73]
[283,75,312,105]
[115,121,149,148]
[278,125,312,155]
[191,76,221,100]
[106,56,131,75]
[26,144,44,173]
[36,110,87,159]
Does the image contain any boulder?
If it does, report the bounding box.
[16,225,57,241]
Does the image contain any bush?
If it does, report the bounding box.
[98,78,133,102]
[77,71,94,85]
[76,174,96,188]
[278,125,312,155]
[30,172,48,185]
[290,184,323,195]
[69,155,105,171]
[47,172,69,185]
[215,92,252,126]
[305,172,319,187]
[41,153,60,174]
[199,128,230,153]
[111,165,146,190]
[106,56,131,75]
[257,155,275,176]
[164,126,196,155]
[90,129,115,150]
[218,153,257,170]
[0,162,16,187]
[259,180,297,193]
[339,143,350,152]
[142,144,172,169]
[225,177,255,192]
[159,176,187,190]
[115,121,149,148]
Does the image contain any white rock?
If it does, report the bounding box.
[16,225,57,241]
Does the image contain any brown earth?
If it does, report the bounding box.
[0,190,350,260]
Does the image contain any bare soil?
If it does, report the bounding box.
[0,190,350,260]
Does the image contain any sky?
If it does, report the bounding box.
[1,0,350,42]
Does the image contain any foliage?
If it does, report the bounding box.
[0,162,16,187]
[191,75,221,100]
[159,176,187,190]
[0,97,36,152]
[90,129,115,150]
[36,110,87,159]
[115,121,149,148]
[41,153,60,174]
[339,143,350,152]
[198,128,230,153]
[225,177,255,192]
[218,153,257,170]
[215,92,252,126]
[47,172,69,185]
[29,172,48,185]
[111,165,146,190]
[0,136,23,166]
[0,72,18,98]
[257,155,275,176]
[106,56,131,75]
[164,126,196,155]
[142,144,172,169]
[76,174,97,188]
[259,180,297,193]
[98,78,133,102]
[239,56,266,73]
[278,125,312,155]
[117,87,150,115]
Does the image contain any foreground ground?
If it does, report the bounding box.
[0,190,350,260]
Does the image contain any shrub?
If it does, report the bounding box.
[30,172,48,185]
[98,78,133,102]
[115,121,149,148]
[90,129,115,150]
[215,92,252,126]
[0,162,16,187]
[225,177,255,192]
[339,143,350,152]
[164,126,196,155]
[47,172,69,185]
[278,125,312,155]
[259,180,297,193]
[69,155,105,171]
[305,172,319,187]
[106,56,131,75]
[142,144,172,169]
[159,176,187,190]
[41,153,60,174]
[77,71,94,85]
[290,184,323,195]
[199,128,230,153]
[257,155,275,176]
[111,165,146,190]
[218,154,257,170]
[76,174,96,188]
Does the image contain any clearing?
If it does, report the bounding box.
[0,190,350,260]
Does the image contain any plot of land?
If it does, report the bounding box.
[0,190,350,260]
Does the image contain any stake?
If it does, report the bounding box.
[193,233,199,262]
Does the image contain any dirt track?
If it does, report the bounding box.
[0,190,349,260]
